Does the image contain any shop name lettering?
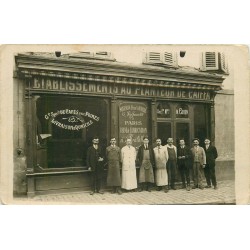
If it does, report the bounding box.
[44,109,99,130]
[32,78,211,100]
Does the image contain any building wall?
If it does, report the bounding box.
[214,89,234,180]
[13,77,27,195]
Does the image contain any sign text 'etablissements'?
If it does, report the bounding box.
[119,102,148,148]
[31,78,212,101]
[44,109,99,131]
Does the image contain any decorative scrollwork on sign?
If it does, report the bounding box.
[44,109,99,131]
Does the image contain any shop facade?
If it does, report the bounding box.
[14,52,226,197]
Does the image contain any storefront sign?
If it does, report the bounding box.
[44,109,99,130]
[119,102,148,148]
[31,78,212,101]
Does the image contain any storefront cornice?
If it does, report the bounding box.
[15,53,225,89]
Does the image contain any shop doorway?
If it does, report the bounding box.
[157,121,190,147]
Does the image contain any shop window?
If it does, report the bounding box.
[176,104,189,118]
[157,103,171,118]
[36,96,109,169]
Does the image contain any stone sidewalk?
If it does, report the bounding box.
[13,180,235,205]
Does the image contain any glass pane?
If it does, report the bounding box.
[157,122,172,146]
[157,102,171,118]
[194,104,207,147]
[176,123,190,146]
[36,96,108,169]
[176,104,189,118]
[119,102,149,149]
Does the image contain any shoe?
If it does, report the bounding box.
[199,186,204,190]
[214,186,218,190]
[186,186,191,191]
[205,185,211,188]
[111,188,116,194]
[171,187,176,190]
[117,189,122,195]
[192,185,198,189]
[156,187,162,191]
[90,191,95,195]
[147,187,152,192]
[137,187,143,192]
[97,190,104,194]
[164,188,169,193]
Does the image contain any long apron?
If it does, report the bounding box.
[139,150,154,183]
[155,148,168,186]
[107,147,121,186]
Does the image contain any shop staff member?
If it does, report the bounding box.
[204,138,218,189]
[137,136,155,192]
[121,138,137,192]
[166,138,177,190]
[87,137,105,195]
[177,139,192,191]
[106,137,122,195]
[153,138,169,192]
[191,138,206,189]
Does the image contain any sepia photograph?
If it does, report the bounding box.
[1,44,246,205]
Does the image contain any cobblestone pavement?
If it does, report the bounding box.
[14,180,235,205]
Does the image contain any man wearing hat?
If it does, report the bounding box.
[87,137,105,195]
[190,138,206,189]
[204,138,218,189]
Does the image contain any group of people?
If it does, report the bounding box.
[86,136,218,195]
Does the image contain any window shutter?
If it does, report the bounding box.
[144,52,162,64]
[95,51,114,60]
[69,52,94,59]
[219,52,228,73]
[201,52,219,71]
[163,52,178,67]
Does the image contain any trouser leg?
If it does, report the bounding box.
[204,165,211,186]
[185,165,190,186]
[168,160,176,188]
[198,164,204,187]
[91,172,97,192]
[167,163,171,187]
[193,163,198,186]
[210,165,217,187]
[179,164,186,186]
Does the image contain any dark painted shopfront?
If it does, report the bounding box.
[15,53,225,197]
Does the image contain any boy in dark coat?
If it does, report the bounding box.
[177,138,192,191]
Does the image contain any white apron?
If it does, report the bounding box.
[121,145,137,190]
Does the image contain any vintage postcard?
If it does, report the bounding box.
[0,44,249,204]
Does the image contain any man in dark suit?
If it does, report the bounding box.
[87,137,105,195]
[177,138,192,191]
[204,138,218,189]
